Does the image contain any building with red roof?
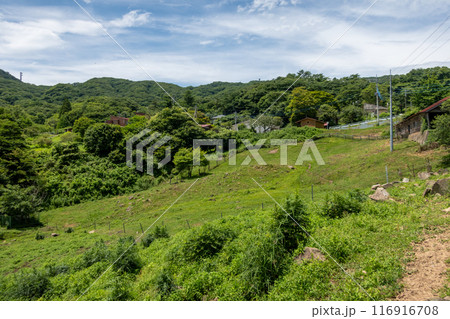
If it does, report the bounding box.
[395,96,449,139]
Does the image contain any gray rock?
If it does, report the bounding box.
[423,178,449,197]
[418,172,431,180]
[402,178,410,183]
[369,187,390,201]
[382,183,394,189]
[371,184,381,190]
[442,207,450,213]
[51,233,59,237]
[430,178,449,196]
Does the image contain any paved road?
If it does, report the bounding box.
[330,116,400,130]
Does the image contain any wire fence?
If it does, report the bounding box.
[318,132,387,140]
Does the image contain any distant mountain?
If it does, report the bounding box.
[0,69,20,81]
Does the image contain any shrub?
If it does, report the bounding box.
[235,228,288,298]
[111,236,142,273]
[181,223,234,261]
[271,194,310,252]
[155,269,176,299]
[107,276,131,301]
[269,261,333,300]
[141,233,154,248]
[430,114,450,145]
[79,240,110,269]
[320,233,361,263]
[153,225,170,239]
[35,233,44,240]
[0,185,42,227]
[439,153,450,168]
[44,263,70,277]
[64,227,74,233]
[322,191,363,219]
[9,269,50,300]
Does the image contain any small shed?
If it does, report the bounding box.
[105,116,129,127]
[395,96,449,139]
[363,103,388,116]
[296,117,325,128]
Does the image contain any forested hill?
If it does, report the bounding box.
[1,67,449,126]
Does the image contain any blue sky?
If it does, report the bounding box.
[0,0,449,86]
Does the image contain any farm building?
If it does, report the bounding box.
[295,117,325,129]
[363,103,388,116]
[105,115,129,126]
[395,96,449,139]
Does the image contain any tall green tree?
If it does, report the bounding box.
[84,123,124,157]
[59,98,72,118]
[0,119,35,186]
[73,117,95,138]
[286,87,334,124]
[183,90,195,109]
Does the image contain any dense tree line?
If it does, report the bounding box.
[0,67,449,227]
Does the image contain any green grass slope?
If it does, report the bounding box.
[0,135,448,300]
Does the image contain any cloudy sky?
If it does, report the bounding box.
[0,0,449,86]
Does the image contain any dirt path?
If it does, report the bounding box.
[396,227,450,301]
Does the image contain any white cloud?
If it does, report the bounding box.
[108,10,151,28]
[238,0,300,13]
[200,40,215,45]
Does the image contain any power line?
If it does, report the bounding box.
[252,0,380,126]
[397,15,449,69]
[408,26,450,66]
[417,36,450,65]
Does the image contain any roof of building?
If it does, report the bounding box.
[419,96,450,113]
[295,117,325,124]
[395,96,450,127]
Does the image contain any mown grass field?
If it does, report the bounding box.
[0,128,449,300]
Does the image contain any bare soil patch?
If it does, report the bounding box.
[396,227,450,301]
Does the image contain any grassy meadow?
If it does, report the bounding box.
[0,128,449,300]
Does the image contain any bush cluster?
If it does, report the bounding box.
[322,190,366,219]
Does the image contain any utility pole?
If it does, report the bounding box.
[404,90,407,111]
[20,72,23,82]
[376,75,379,125]
[389,69,394,152]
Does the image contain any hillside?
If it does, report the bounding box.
[0,130,448,300]
[1,67,449,126]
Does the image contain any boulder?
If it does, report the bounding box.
[423,178,449,197]
[51,233,59,237]
[402,178,410,183]
[371,184,381,190]
[295,247,326,264]
[430,178,449,196]
[382,183,394,189]
[417,172,431,180]
[369,187,390,201]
